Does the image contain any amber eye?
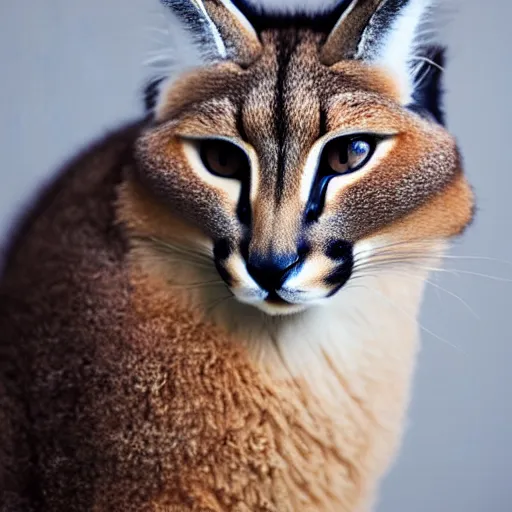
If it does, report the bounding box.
[325,136,375,174]
[199,139,248,178]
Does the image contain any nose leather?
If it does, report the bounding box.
[246,253,299,292]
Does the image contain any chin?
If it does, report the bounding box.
[252,299,310,317]
[230,285,334,317]
[233,291,320,317]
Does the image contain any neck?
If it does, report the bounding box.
[210,269,426,389]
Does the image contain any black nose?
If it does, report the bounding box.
[246,253,300,292]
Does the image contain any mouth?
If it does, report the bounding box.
[227,284,310,316]
[257,296,309,316]
[265,291,292,306]
[251,288,316,316]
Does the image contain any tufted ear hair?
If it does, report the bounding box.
[160,0,262,67]
[320,0,445,122]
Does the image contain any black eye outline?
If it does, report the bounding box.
[198,138,250,179]
[187,137,252,226]
[305,134,385,223]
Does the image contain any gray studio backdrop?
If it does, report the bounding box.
[1,1,510,510]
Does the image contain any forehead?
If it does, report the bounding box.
[157,28,400,137]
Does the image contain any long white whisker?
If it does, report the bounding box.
[147,236,212,260]
[409,55,445,72]
[408,266,512,283]
[354,238,443,257]
[354,257,512,283]
[354,254,441,268]
[367,282,465,354]
[441,254,512,266]
[145,27,170,36]
[365,267,480,320]
[144,55,175,66]
[166,280,226,290]
[205,294,233,317]
[139,253,214,271]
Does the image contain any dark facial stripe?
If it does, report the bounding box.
[274,31,298,204]
[236,169,252,226]
[213,238,233,286]
[236,103,249,142]
[319,106,329,138]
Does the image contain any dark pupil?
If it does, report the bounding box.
[338,144,348,165]
[218,150,229,167]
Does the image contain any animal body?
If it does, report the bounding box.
[0,1,474,510]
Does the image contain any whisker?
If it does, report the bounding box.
[354,239,512,269]
[165,280,226,290]
[366,283,465,354]
[353,256,512,284]
[160,253,212,268]
[354,238,443,257]
[136,253,214,271]
[398,265,512,283]
[353,255,440,269]
[439,254,512,266]
[353,257,454,275]
[205,294,233,316]
[143,55,175,66]
[410,55,445,72]
[134,235,213,264]
[354,248,444,264]
[144,27,170,36]
[361,267,480,320]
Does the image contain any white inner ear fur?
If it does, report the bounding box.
[357,0,435,104]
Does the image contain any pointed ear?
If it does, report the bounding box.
[320,0,443,117]
[160,0,262,67]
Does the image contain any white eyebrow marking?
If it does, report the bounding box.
[300,138,326,204]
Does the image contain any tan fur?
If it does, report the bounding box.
[0,2,474,511]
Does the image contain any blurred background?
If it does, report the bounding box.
[1,1,510,510]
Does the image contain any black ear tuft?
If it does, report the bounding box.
[409,45,446,125]
[144,77,166,113]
